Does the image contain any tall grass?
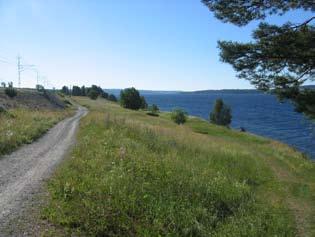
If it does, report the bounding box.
[41,97,308,236]
[0,108,72,156]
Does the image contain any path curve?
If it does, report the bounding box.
[0,106,88,233]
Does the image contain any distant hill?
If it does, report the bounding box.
[104,86,315,97]
[103,89,180,96]
[181,89,261,94]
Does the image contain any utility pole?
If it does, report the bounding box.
[36,70,39,85]
[17,55,21,88]
[17,55,36,88]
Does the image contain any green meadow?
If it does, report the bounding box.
[0,108,72,157]
[42,97,315,236]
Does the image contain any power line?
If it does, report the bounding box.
[0,55,15,65]
[0,59,10,64]
[17,55,21,88]
[0,53,50,89]
[17,55,36,88]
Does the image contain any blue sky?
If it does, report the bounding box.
[0,0,313,90]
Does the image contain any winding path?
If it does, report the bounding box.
[0,106,87,234]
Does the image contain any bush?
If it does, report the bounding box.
[87,90,98,100]
[171,108,187,124]
[210,98,232,127]
[147,104,160,116]
[120,87,145,110]
[5,82,17,98]
[108,94,117,102]
[36,84,45,92]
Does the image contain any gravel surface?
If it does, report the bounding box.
[0,106,87,236]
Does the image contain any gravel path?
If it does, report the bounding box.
[0,106,87,235]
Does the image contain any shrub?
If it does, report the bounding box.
[210,98,232,127]
[36,84,45,92]
[171,108,187,124]
[87,90,98,100]
[120,87,144,110]
[5,82,17,98]
[147,104,160,116]
[108,94,117,102]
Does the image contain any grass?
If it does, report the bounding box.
[42,97,315,236]
[0,108,73,156]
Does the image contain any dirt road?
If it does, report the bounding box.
[0,106,87,234]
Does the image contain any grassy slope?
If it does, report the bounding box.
[0,108,73,157]
[42,97,315,236]
[0,89,73,157]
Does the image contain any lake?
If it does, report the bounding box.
[140,91,315,159]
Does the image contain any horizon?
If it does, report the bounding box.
[0,1,313,90]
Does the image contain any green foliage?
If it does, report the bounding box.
[5,82,17,98]
[87,90,98,100]
[210,99,232,127]
[86,85,107,98]
[81,86,86,96]
[120,87,145,110]
[147,104,159,116]
[202,0,315,117]
[202,0,314,26]
[293,89,315,117]
[72,86,82,96]
[1,82,6,88]
[61,86,70,95]
[36,84,45,92]
[151,104,159,113]
[108,94,117,102]
[171,108,187,124]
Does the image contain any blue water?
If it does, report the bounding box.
[141,92,315,159]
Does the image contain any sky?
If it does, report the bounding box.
[0,0,313,91]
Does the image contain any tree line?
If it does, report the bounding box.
[60,85,117,102]
[60,85,233,128]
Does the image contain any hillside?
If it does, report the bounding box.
[41,97,315,237]
[0,89,72,157]
[0,88,65,109]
